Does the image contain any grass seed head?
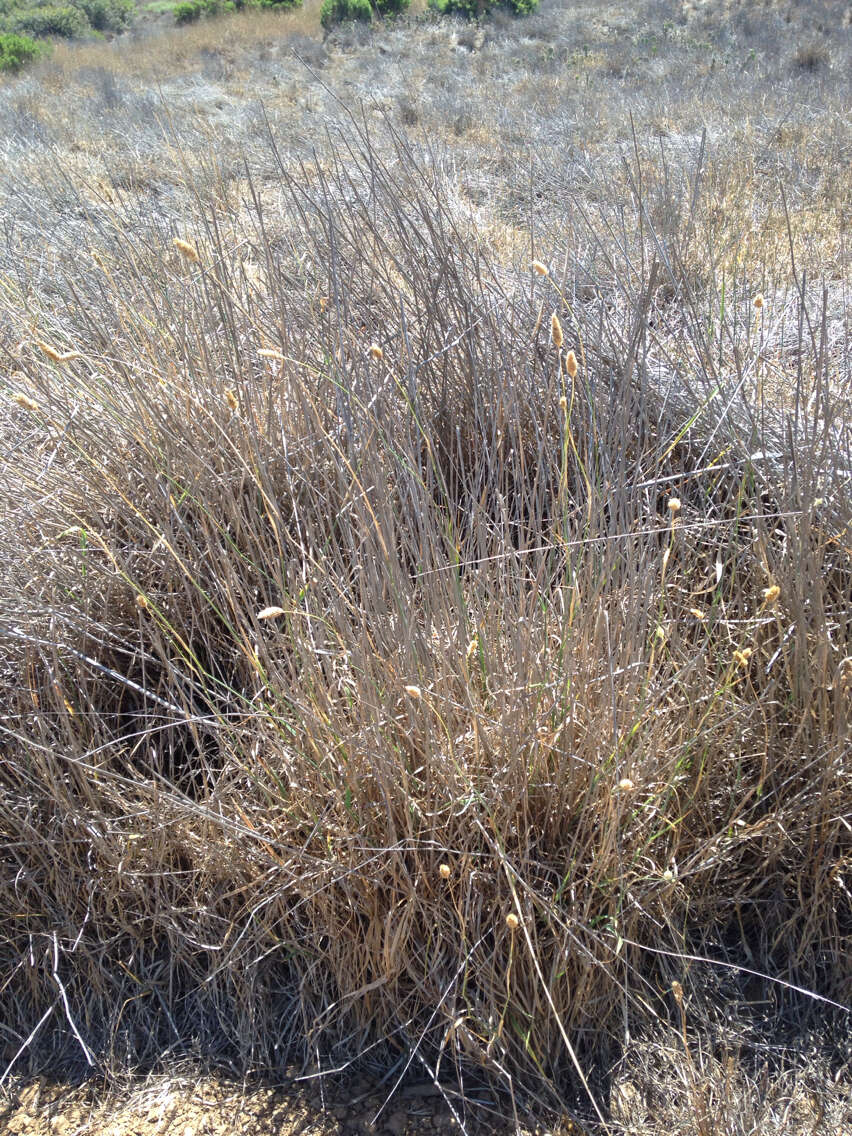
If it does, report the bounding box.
[36,342,80,363]
[439,863,451,879]
[564,349,578,378]
[135,594,149,611]
[506,912,520,931]
[618,777,635,792]
[36,341,63,362]
[531,260,548,276]
[690,607,706,621]
[667,497,682,513]
[173,238,199,263]
[258,606,286,620]
[753,294,764,309]
[11,392,39,412]
[734,647,753,669]
[551,312,564,349]
[404,685,422,700]
[225,388,238,411]
[762,584,781,606]
[369,344,384,361]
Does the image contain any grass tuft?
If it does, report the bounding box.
[0,2,850,1129]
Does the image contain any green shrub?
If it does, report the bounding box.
[75,0,134,31]
[173,0,200,19]
[373,0,409,16]
[430,0,536,17]
[320,0,371,29]
[0,29,43,67]
[13,3,88,36]
[174,0,233,22]
[0,0,136,39]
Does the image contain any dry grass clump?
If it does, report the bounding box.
[0,16,850,1132]
[608,1026,850,1135]
[39,2,328,78]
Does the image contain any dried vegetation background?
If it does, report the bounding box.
[1,1,850,1133]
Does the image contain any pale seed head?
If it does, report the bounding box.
[404,685,422,700]
[173,238,199,263]
[762,584,780,606]
[733,647,753,669]
[531,260,548,276]
[559,395,568,413]
[672,980,684,1006]
[551,313,564,349]
[11,392,39,412]
[369,344,384,361]
[690,608,706,621]
[753,294,764,309]
[225,388,238,411]
[36,341,62,362]
[564,350,578,379]
[667,497,682,513]
[257,606,286,620]
[505,912,520,931]
[618,777,635,792]
[36,342,80,363]
[662,869,674,882]
[135,594,149,611]
[439,863,451,879]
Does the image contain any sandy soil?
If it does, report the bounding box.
[1,1074,565,1136]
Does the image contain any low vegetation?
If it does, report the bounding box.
[0,0,536,58]
[429,0,537,18]
[320,0,370,29]
[172,0,304,25]
[0,1,849,1132]
[173,0,233,25]
[0,28,43,66]
[0,0,134,39]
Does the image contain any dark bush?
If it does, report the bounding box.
[430,0,536,17]
[174,0,232,22]
[373,0,409,17]
[793,41,829,71]
[320,0,371,29]
[173,0,200,20]
[13,3,88,36]
[75,0,134,31]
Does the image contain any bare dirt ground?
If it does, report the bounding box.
[2,1073,567,1136]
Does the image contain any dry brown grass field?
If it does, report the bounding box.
[1,1,850,1133]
